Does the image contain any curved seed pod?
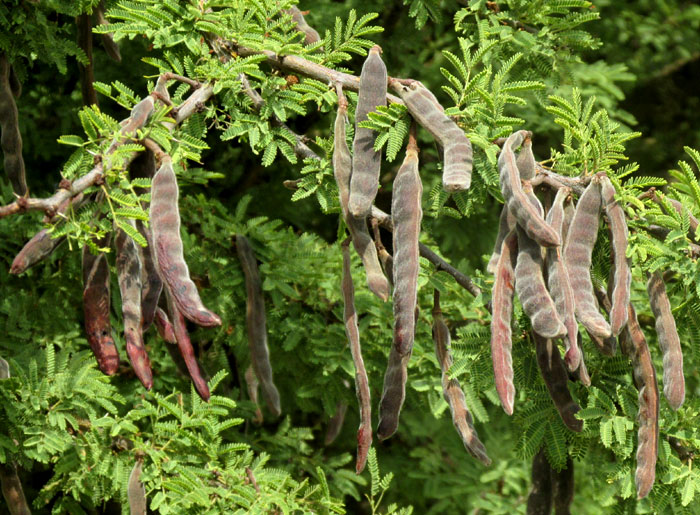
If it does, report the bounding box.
[620,304,659,500]
[434,291,491,465]
[153,306,176,344]
[646,271,684,410]
[0,462,31,515]
[552,456,574,515]
[137,222,162,332]
[487,206,516,275]
[150,156,221,327]
[95,1,122,62]
[0,53,27,196]
[576,342,591,387]
[498,131,559,247]
[491,230,518,415]
[377,345,410,441]
[244,365,264,425]
[116,225,153,389]
[545,188,580,371]
[340,240,372,471]
[516,133,536,181]
[394,81,472,192]
[564,177,612,338]
[324,401,348,446]
[127,460,147,515]
[77,13,98,106]
[586,329,616,356]
[600,175,630,335]
[349,45,387,217]
[371,220,394,290]
[283,6,321,45]
[236,235,280,416]
[334,86,389,301]
[516,227,566,339]
[527,447,553,515]
[533,332,583,432]
[10,230,66,275]
[8,65,21,99]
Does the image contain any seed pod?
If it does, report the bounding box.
[8,65,20,99]
[394,81,472,192]
[600,175,630,336]
[0,462,31,515]
[136,222,162,332]
[77,13,98,106]
[498,131,559,247]
[586,329,616,356]
[491,230,518,415]
[244,365,264,425]
[487,206,516,275]
[377,345,410,441]
[527,447,553,515]
[153,306,176,344]
[564,177,612,338]
[371,220,394,290]
[434,291,491,465]
[0,356,9,379]
[10,229,66,275]
[349,45,387,218]
[646,271,684,410]
[236,234,280,416]
[127,460,147,515]
[334,86,390,301]
[340,240,372,471]
[576,342,591,387]
[283,6,321,45]
[515,227,566,339]
[116,224,153,389]
[150,156,221,327]
[619,304,659,500]
[552,456,574,515]
[533,332,583,432]
[324,401,348,446]
[545,188,580,371]
[516,134,536,181]
[95,1,122,62]
[0,53,27,196]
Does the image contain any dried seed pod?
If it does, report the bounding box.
[377,345,410,441]
[324,401,348,446]
[515,227,567,339]
[283,6,321,45]
[150,156,221,327]
[491,230,518,415]
[527,447,553,515]
[349,45,387,218]
[552,456,574,515]
[394,81,472,192]
[545,188,580,371]
[646,271,684,410]
[95,1,122,62]
[586,329,616,356]
[576,339,591,387]
[433,291,491,465]
[487,206,516,275]
[334,86,390,301]
[153,306,176,344]
[533,332,583,432]
[236,235,280,416]
[371,220,394,289]
[340,240,372,471]
[600,175,630,336]
[77,13,98,106]
[127,460,147,515]
[564,177,612,338]
[0,53,27,196]
[116,224,153,389]
[244,365,263,425]
[137,222,162,332]
[499,131,559,247]
[10,229,66,275]
[620,304,659,500]
[0,462,31,515]
[516,133,536,181]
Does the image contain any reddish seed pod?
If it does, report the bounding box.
[283,6,321,45]
[574,332,591,387]
[564,177,612,339]
[433,291,491,465]
[324,401,348,446]
[533,332,583,432]
[244,365,264,425]
[96,1,122,62]
[334,86,390,301]
[236,235,281,416]
[600,175,630,336]
[646,271,684,410]
[340,240,372,471]
[10,229,65,275]
[137,221,163,332]
[150,156,221,327]
[395,81,472,192]
[153,306,176,344]
[487,206,516,275]
[349,46,387,218]
[527,447,553,514]
[490,230,518,415]
[127,460,147,515]
[377,345,410,441]
[0,53,27,196]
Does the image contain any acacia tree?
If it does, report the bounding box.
[1,1,700,513]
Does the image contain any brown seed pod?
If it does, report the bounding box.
[236,234,281,416]
[516,133,536,181]
[515,227,567,339]
[600,175,630,336]
[10,229,66,275]
[487,206,516,275]
[82,249,120,376]
[150,156,221,327]
[371,219,394,290]
[490,230,518,415]
[324,401,348,446]
[0,53,27,196]
[564,177,612,339]
[394,81,472,192]
[545,188,580,371]
[283,6,321,45]
[619,304,659,500]
[646,271,684,410]
[115,224,153,389]
[244,365,264,425]
[552,456,574,514]
[334,86,390,301]
[340,239,372,471]
[533,332,583,432]
[377,345,410,441]
[153,306,176,344]
[76,13,98,107]
[527,447,553,515]
[127,460,147,515]
[433,291,491,465]
[136,221,162,332]
[0,462,31,515]
[95,1,122,62]
[349,45,387,218]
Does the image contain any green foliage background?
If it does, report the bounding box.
[1,0,700,513]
